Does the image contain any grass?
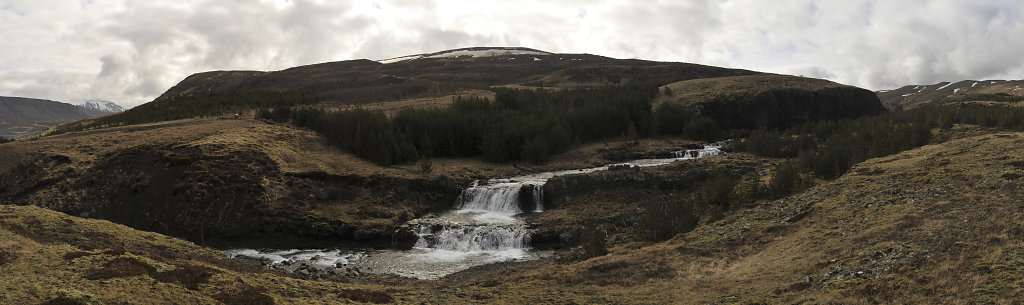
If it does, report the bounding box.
[0,204,400,304]
[5,116,1024,303]
[410,128,1024,304]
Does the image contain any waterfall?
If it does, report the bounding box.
[412,182,540,253]
[414,140,728,254]
[414,224,531,251]
[455,183,544,214]
[225,140,730,279]
[672,140,727,160]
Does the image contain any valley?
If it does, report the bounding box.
[1,47,1023,304]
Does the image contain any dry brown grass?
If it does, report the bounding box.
[323,89,496,116]
[84,256,156,280]
[0,204,417,304]
[658,74,848,108]
[408,130,1024,304]
[213,283,276,305]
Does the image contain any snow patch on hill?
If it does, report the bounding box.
[378,47,552,64]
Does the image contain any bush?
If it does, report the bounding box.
[731,172,767,206]
[580,221,608,259]
[768,161,813,199]
[705,171,737,209]
[640,196,699,241]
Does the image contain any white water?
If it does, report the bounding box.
[225,141,728,279]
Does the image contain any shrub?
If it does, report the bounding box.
[640,196,699,241]
[580,221,608,259]
[768,161,814,199]
[705,171,737,209]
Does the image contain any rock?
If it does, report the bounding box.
[234,276,245,283]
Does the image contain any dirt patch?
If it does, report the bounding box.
[338,288,395,304]
[37,297,87,305]
[0,249,16,266]
[84,256,157,280]
[62,251,96,260]
[1002,173,1023,180]
[152,264,219,290]
[213,284,276,305]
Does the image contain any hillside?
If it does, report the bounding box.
[51,47,880,134]
[659,74,886,130]
[877,79,1024,110]
[4,127,1023,304]
[0,47,950,303]
[0,96,116,138]
[423,128,1024,304]
[0,115,708,248]
[2,47,893,255]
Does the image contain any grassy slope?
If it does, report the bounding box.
[0,115,704,245]
[413,127,1024,304]
[4,127,1024,304]
[658,74,849,107]
[0,204,403,304]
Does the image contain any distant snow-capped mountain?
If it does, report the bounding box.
[78,100,125,113]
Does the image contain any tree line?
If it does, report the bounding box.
[258,84,726,165]
[634,103,1024,244]
[740,104,1024,180]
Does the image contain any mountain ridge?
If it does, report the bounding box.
[0,96,119,138]
[877,79,1024,110]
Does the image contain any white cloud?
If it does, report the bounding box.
[0,0,1022,107]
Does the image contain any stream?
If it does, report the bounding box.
[225,141,728,279]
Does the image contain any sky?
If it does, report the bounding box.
[1,0,1023,108]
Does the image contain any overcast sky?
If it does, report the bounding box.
[2,0,1023,108]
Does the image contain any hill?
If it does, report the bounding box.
[659,74,886,130]
[2,47,893,247]
[0,96,118,138]
[3,127,1023,304]
[49,47,882,134]
[877,79,1024,110]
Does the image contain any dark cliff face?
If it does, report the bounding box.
[0,144,464,248]
[662,74,887,131]
[691,86,887,130]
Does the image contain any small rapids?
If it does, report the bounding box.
[225,140,728,279]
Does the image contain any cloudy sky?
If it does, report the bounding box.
[2,0,1023,108]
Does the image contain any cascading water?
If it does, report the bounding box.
[224,140,729,279]
[409,182,542,254]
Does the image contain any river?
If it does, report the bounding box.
[225,141,728,279]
